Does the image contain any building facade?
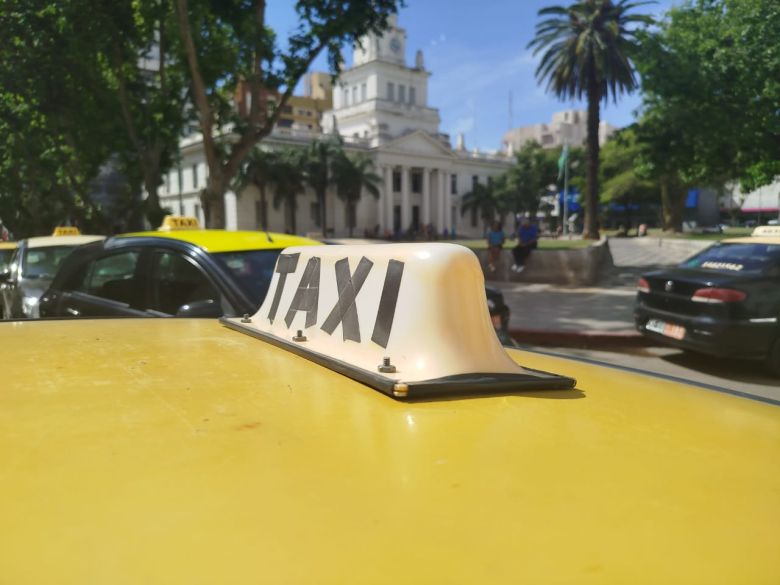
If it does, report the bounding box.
[160,16,511,238]
[502,110,617,152]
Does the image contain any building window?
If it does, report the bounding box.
[392,169,401,192]
[450,173,457,195]
[411,171,422,194]
[192,164,198,189]
[361,83,367,102]
[409,86,416,105]
[472,175,479,189]
[352,86,358,104]
[343,88,349,106]
[387,82,394,101]
[398,84,406,103]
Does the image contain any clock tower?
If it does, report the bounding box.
[322,14,441,146]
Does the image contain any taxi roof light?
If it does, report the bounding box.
[751,226,780,238]
[222,243,575,399]
[52,226,81,237]
[159,216,201,231]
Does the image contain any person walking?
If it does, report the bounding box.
[511,217,538,272]
[486,221,506,272]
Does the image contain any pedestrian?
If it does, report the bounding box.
[511,216,538,273]
[486,221,505,272]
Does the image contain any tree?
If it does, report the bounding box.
[172,0,402,228]
[302,137,343,235]
[234,148,278,231]
[633,0,780,229]
[270,149,306,234]
[334,153,380,237]
[528,0,653,238]
[599,127,659,228]
[461,182,498,232]
[505,141,558,219]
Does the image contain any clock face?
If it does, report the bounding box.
[389,37,401,54]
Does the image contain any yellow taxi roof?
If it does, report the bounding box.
[119,229,320,253]
[25,234,104,248]
[0,241,16,250]
[723,236,780,245]
[1,318,778,584]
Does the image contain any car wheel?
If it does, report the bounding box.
[765,336,780,377]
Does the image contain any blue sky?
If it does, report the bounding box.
[267,0,677,151]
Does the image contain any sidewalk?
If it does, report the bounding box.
[494,277,649,348]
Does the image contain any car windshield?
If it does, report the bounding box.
[0,249,13,272]
[22,246,77,279]
[681,242,780,274]
[212,249,283,307]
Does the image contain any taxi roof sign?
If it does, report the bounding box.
[223,243,575,399]
[752,226,780,238]
[159,216,201,231]
[52,226,81,236]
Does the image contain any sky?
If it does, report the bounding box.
[267,0,678,151]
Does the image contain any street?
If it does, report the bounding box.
[525,344,780,404]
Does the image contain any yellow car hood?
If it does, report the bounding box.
[1,319,778,584]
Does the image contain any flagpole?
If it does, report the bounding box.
[563,141,569,237]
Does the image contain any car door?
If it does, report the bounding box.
[57,248,151,318]
[145,249,225,317]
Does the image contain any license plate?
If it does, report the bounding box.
[646,318,686,340]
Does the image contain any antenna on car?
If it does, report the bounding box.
[265,231,274,243]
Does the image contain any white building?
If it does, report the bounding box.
[159,15,511,238]
[502,110,617,152]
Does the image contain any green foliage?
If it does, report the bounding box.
[269,149,306,234]
[528,0,654,238]
[599,127,657,203]
[301,136,344,233]
[334,153,380,236]
[634,0,780,191]
[505,141,559,216]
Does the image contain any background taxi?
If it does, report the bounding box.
[0,241,16,273]
[635,226,780,375]
[39,216,319,319]
[0,227,104,319]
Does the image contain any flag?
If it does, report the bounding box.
[557,144,569,181]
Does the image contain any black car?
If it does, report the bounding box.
[634,234,780,374]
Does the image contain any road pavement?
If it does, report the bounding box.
[522,345,780,404]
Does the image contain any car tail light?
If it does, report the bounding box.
[637,277,650,293]
[691,287,747,303]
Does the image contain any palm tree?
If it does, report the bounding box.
[333,153,381,237]
[302,137,343,235]
[528,0,653,238]
[269,149,305,234]
[233,148,277,231]
[460,181,498,233]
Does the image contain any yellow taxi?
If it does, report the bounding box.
[0,227,104,319]
[38,216,319,319]
[0,240,16,273]
[2,242,779,584]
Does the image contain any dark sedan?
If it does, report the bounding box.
[635,230,780,374]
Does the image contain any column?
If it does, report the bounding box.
[384,166,394,233]
[443,171,452,233]
[422,168,431,225]
[401,166,411,233]
[437,170,446,234]
[378,166,387,232]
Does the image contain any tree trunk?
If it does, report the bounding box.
[318,188,327,235]
[585,76,601,239]
[259,183,268,230]
[201,178,227,229]
[660,176,684,232]
[288,199,297,234]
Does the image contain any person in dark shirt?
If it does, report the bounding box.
[512,217,538,273]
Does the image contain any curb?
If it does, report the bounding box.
[508,328,656,349]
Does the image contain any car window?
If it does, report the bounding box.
[681,243,780,274]
[149,251,219,315]
[212,249,282,306]
[0,249,13,273]
[78,250,143,306]
[22,246,76,279]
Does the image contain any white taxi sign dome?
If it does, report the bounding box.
[223,243,575,399]
[752,225,780,238]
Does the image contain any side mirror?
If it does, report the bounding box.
[176,298,223,318]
